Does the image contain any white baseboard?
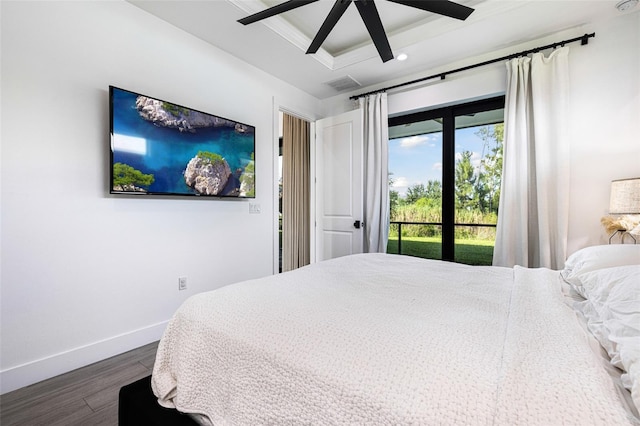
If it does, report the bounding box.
[0,321,168,395]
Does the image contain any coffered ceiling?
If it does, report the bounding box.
[128,1,630,99]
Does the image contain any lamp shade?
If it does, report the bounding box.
[609,177,640,214]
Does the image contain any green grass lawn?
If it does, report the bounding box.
[387,236,495,266]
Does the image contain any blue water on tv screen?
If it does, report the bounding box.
[109,86,255,197]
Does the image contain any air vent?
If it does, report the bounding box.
[324,75,362,92]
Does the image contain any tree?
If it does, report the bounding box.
[405,183,428,204]
[455,151,477,211]
[112,163,154,191]
[388,174,399,220]
[475,123,503,213]
[425,180,442,201]
[240,152,255,197]
[416,180,443,210]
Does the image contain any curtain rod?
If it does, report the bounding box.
[349,32,595,100]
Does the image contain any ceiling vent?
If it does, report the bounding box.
[324,75,362,92]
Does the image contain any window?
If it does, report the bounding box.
[387,96,505,265]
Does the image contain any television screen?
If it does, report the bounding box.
[109,86,255,198]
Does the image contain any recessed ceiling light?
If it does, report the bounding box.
[616,0,638,11]
[397,53,408,61]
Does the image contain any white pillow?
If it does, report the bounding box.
[561,245,640,296]
[577,265,640,413]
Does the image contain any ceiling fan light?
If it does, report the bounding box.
[238,0,475,63]
[396,53,408,61]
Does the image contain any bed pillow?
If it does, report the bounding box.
[561,245,640,296]
[577,265,640,412]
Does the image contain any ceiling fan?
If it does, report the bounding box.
[238,0,474,63]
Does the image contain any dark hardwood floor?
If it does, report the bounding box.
[0,341,159,426]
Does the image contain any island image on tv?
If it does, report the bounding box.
[109,86,255,198]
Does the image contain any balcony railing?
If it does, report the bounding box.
[388,221,497,265]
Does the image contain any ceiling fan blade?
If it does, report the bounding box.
[238,0,319,25]
[354,0,394,63]
[388,0,474,20]
[306,0,352,54]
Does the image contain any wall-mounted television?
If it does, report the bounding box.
[109,86,255,198]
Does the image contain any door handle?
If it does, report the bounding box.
[353,220,364,229]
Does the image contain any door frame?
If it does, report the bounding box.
[273,100,317,274]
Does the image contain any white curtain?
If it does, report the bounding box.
[493,47,570,269]
[360,93,390,253]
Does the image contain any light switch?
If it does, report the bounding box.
[249,203,261,214]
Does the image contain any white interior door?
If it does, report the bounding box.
[314,109,364,262]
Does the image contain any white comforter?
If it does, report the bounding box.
[152,253,638,425]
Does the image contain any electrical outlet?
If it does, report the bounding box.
[178,276,187,291]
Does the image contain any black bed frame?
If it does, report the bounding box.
[118,375,198,425]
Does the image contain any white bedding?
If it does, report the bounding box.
[152,253,638,425]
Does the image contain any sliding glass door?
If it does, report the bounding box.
[387,96,504,265]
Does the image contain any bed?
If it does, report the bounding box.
[151,245,640,425]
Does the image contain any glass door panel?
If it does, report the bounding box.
[453,109,503,265]
[388,118,443,260]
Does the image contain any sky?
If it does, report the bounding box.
[275,123,500,198]
[389,125,496,197]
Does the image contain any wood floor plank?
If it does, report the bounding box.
[1,341,159,407]
[64,401,118,426]
[83,364,151,411]
[1,360,148,421]
[139,345,159,370]
[3,396,93,426]
[0,341,159,426]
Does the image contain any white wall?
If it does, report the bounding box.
[322,10,640,254]
[0,1,320,394]
[566,11,640,252]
